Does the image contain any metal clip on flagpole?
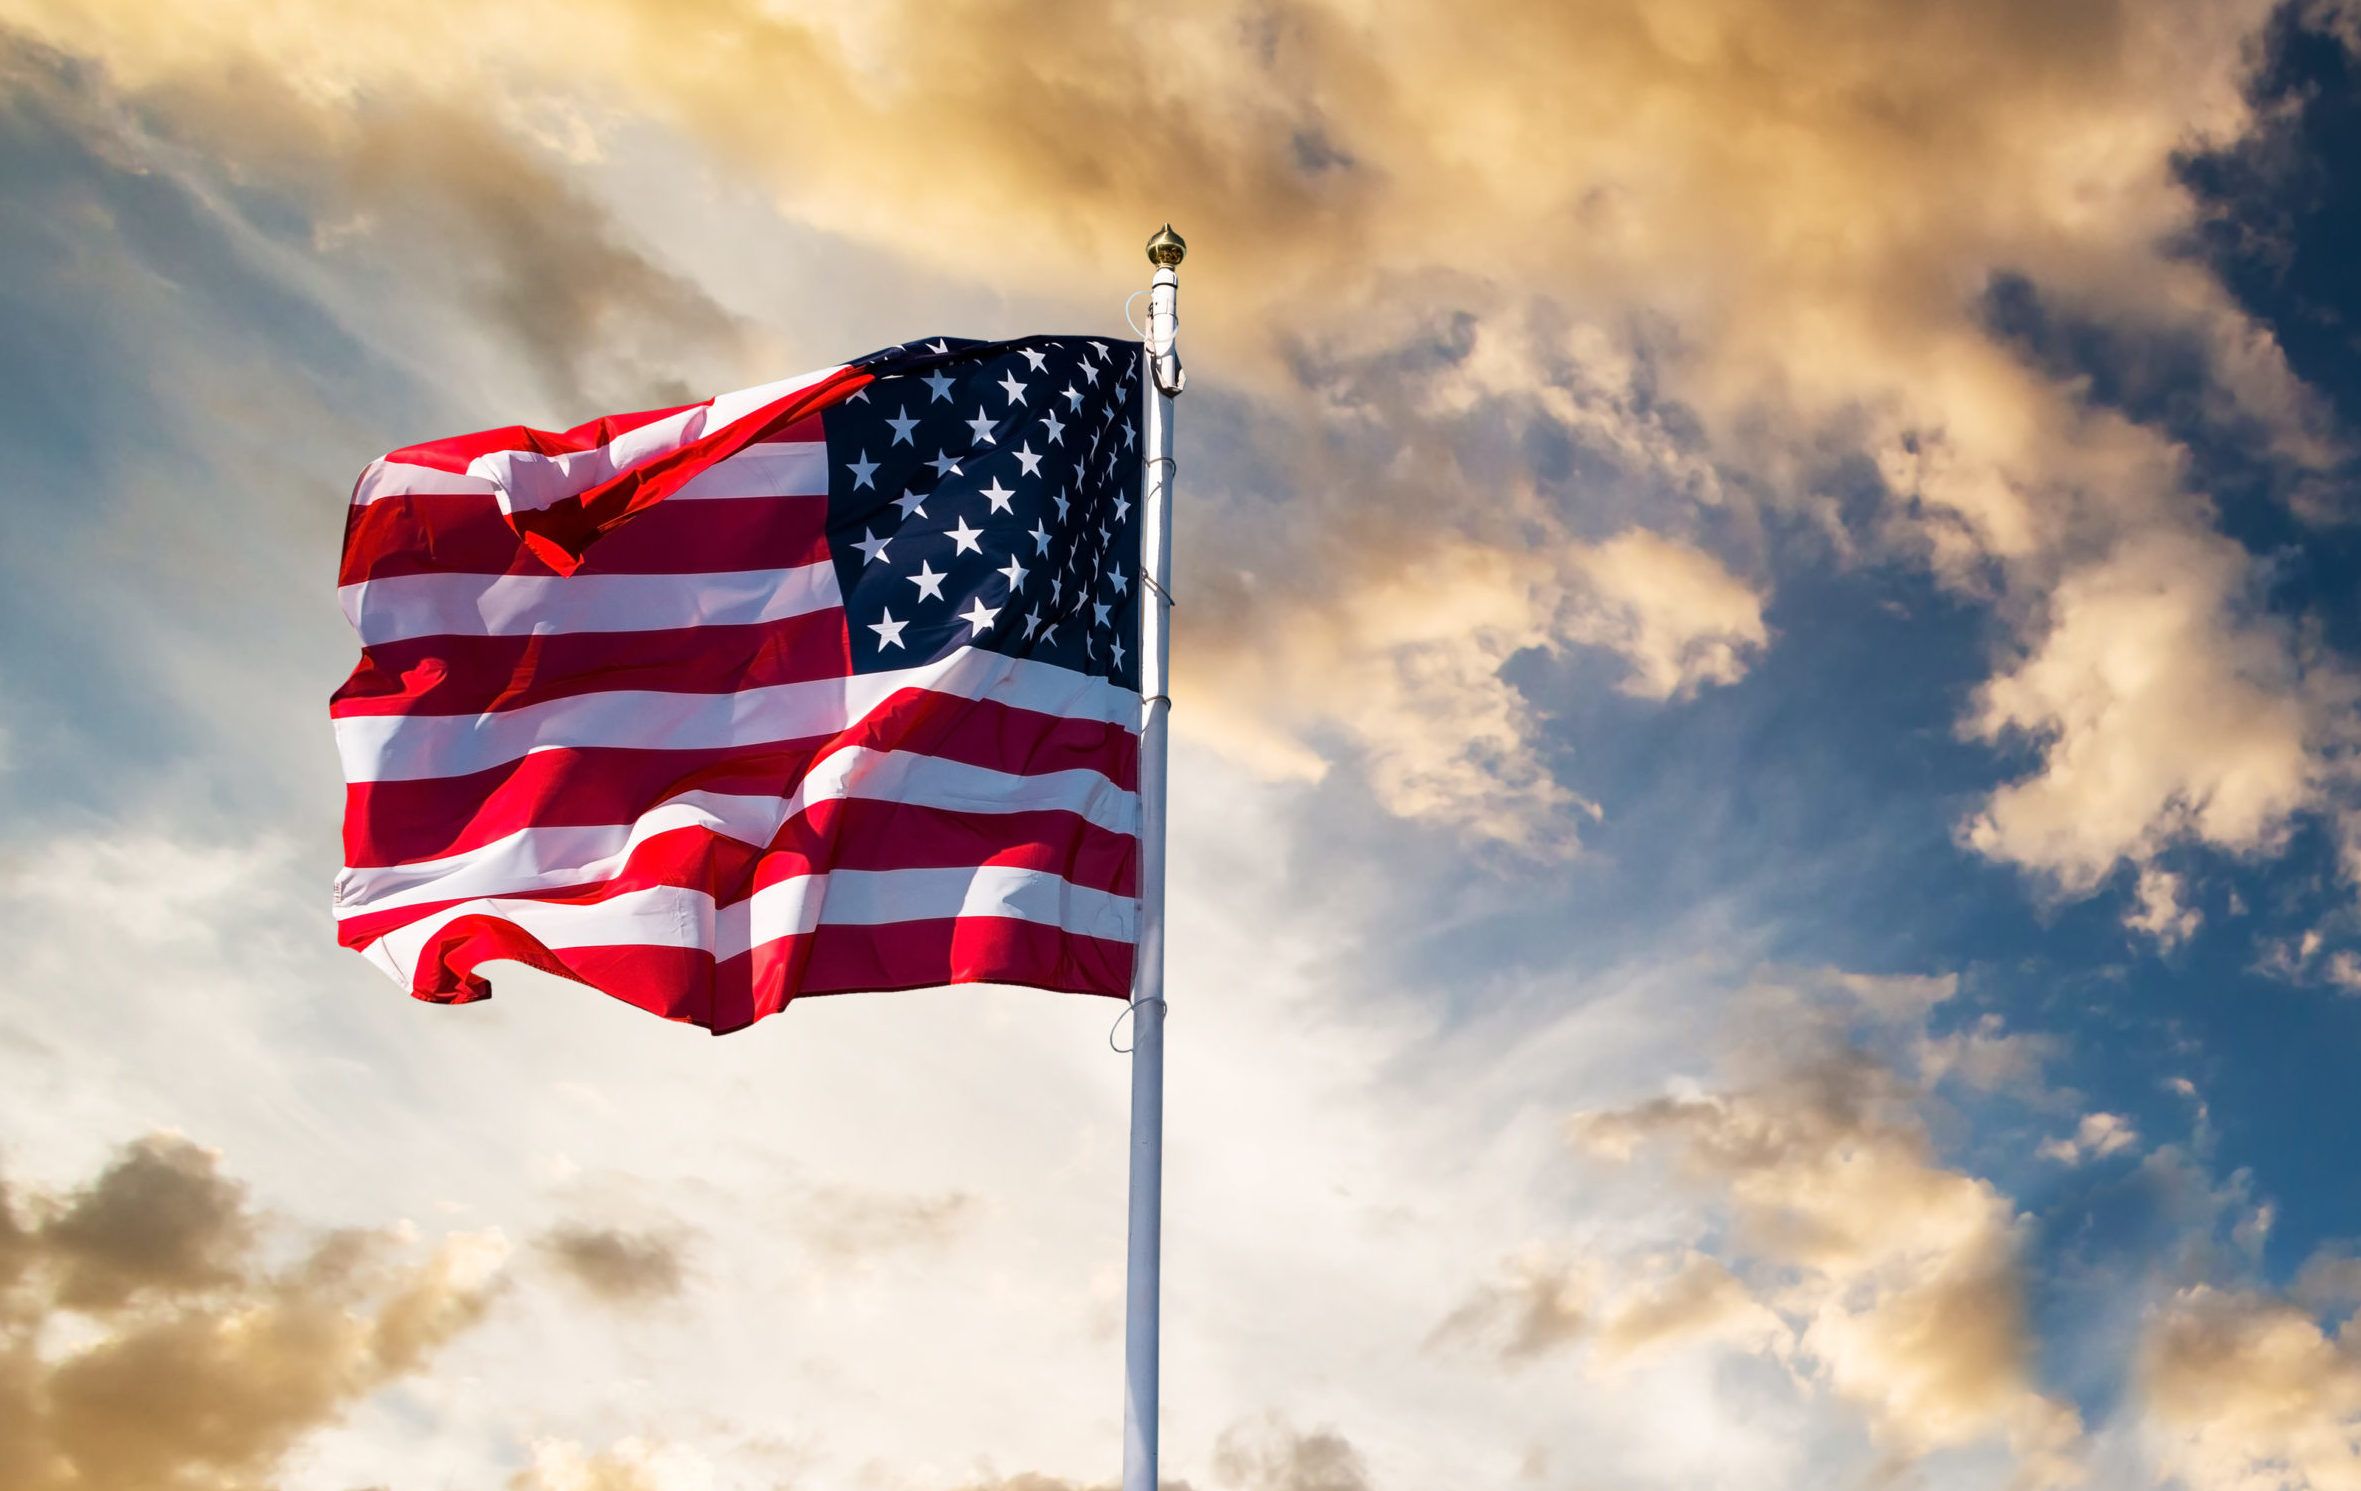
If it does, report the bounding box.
[1123,222,1185,1491]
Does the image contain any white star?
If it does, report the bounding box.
[846,451,878,489]
[958,597,1000,636]
[1021,348,1048,372]
[1098,521,1112,545]
[1050,575,1063,605]
[946,516,984,555]
[1123,421,1136,449]
[1090,340,1109,361]
[869,608,909,649]
[922,370,956,403]
[999,556,1030,593]
[1062,384,1082,410]
[927,339,950,354]
[1085,633,1096,659]
[926,450,962,478]
[966,407,997,445]
[1041,409,1066,445]
[1107,563,1128,594]
[892,488,928,519]
[981,478,1016,514]
[1023,608,1042,637]
[852,528,892,565]
[908,561,947,602]
[1112,493,1131,522]
[1029,521,1052,555]
[1012,443,1043,478]
[1110,637,1126,668]
[1080,361,1101,385]
[998,371,1028,405]
[1053,490,1072,521]
[1094,601,1112,628]
[886,409,919,445]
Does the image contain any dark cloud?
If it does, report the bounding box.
[794,1183,975,1263]
[38,1134,253,1311]
[0,1134,503,1491]
[129,67,750,420]
[1213,1417,1370,1491]
[1428,1254,1590,1362]
[538,1222,689,1306]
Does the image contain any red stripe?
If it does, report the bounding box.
[754,799,1138,894]
[717,920,1133,1029]
[331,611,853,720]
[335,801,1137,947]
[342,691,1139,867]
[340,492,827,587]
[407,920,1130,1033]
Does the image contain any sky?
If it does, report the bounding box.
[7,0,2361,1487]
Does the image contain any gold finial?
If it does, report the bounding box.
[1146,223,1187,269]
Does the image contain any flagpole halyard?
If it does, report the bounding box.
[1124,223,1184,1491]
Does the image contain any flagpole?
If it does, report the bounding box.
[1125,223,1185,1491]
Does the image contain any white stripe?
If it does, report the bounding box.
[362,866,1132,986]
[362,884,702,985]
[338,561,838,645]
[336,648,1139,785]
[716,865,1136,957]
[353,459,499,507]
[352,443,828,511]
[670,444,826,500]
[334,748,1139,913]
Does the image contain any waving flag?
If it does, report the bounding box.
[331,336,1146,1032]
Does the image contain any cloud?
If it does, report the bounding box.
[1590,1252,1789,1367]
[1564,529,1769,702]
[2140,1282,2361,1490]
[1429,1248,1595,1361]
[1552,977,2085,1486]
[1212,1416,1370,1491]
[1175,536,1598,850]
[1961,527,2350,904]
[0,1133,505,1491]
[35,1134,254,1311]
[2126,867,2205,949]
[792,1181,977,1265]
[511,1437,719,1491]
[7,0,2339,862]
[2037,1112,2142,1166]
[537,1223,689,1307]
[0,30,747,424]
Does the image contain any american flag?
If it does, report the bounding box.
[331,336,1146,1032]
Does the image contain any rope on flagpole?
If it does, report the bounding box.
[1109,995,1169,1054]
[1142,455,1178,607]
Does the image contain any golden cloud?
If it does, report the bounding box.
[0,1134,504,1491]
[1,0,2342,867]
[2142,1282,2361,1490]
[537,1223,690,1307]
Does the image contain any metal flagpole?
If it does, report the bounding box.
[1124,223,1186,1491]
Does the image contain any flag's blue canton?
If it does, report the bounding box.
[824,336,1145,693]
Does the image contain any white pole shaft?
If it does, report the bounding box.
[1123,261,1181,1491]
